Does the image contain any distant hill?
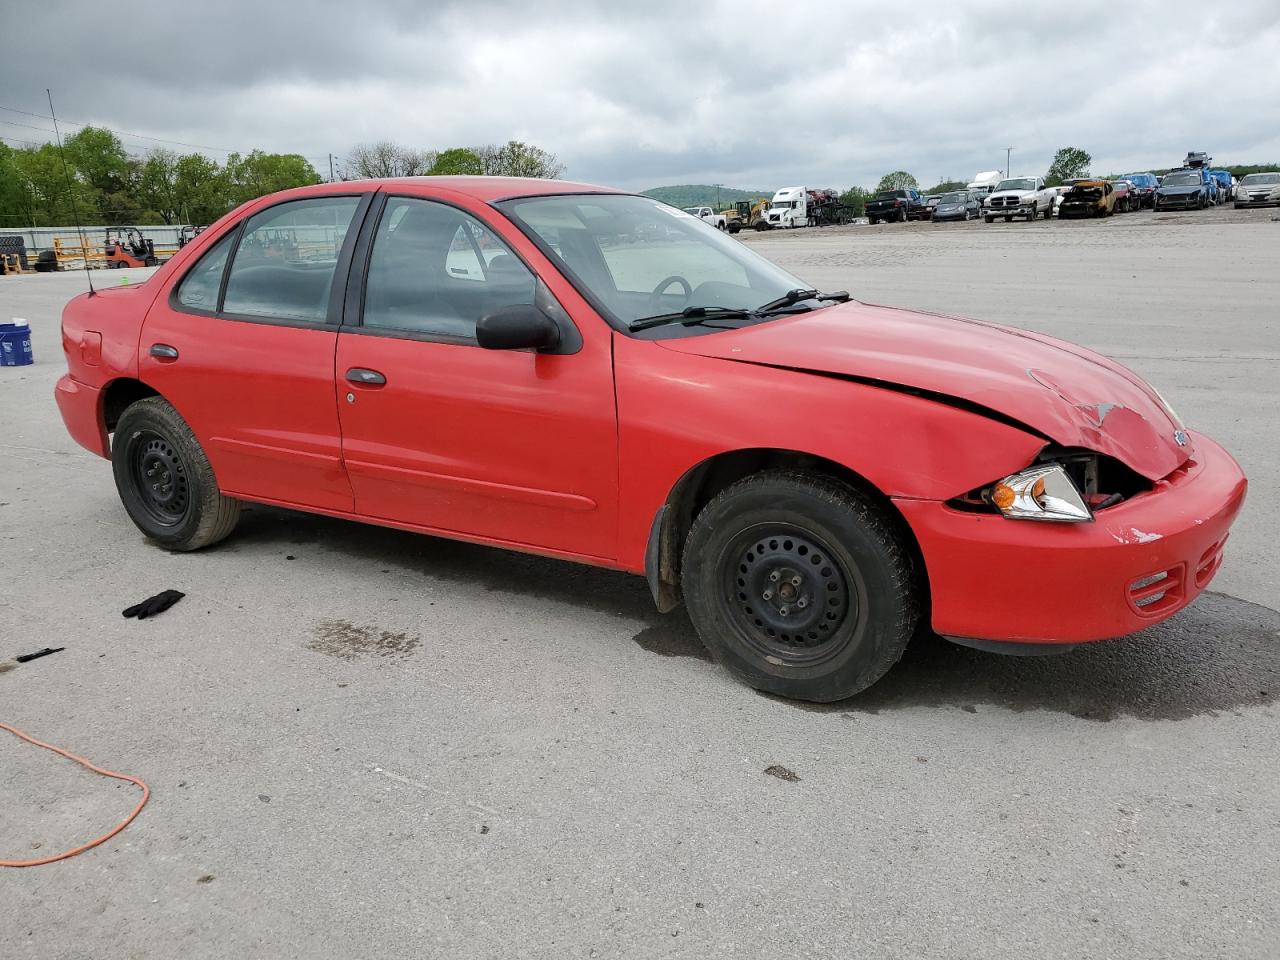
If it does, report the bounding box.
[642,185,774,209]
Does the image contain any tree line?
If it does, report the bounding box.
[0,130,565,229]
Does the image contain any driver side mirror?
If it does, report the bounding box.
[476,304,561,352]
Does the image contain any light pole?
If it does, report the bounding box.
[714,183,722,209]
[1006,146,1014,177]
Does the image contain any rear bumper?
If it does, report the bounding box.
[893,432,1247,645]
[54,374,108,458]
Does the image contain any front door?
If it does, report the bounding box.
[141,193,368,511]
[334,195,618,561]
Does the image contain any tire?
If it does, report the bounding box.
[112,397,240,551]
[1004,216,1012,223]
[984,216,993,223]
[868,218,879,225]
[681,471,920,702]
[897,208,907,223]
[1042,205,1052,220]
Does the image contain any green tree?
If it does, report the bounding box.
[172,153,229,224]
[875,171,918,192]
[923,180,967,194]
[63,126,133,220]
[224,151,320,206]
[1045,147,1091,187]
[429,147,484,176]
[838,186,869,216]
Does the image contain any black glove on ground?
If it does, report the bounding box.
[122,590,186,620]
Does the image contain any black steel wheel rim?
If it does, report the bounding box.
[718,524,858,665]
[128,430,191,526]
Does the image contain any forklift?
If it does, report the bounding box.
[177,224,207,249]
[104,227,158,268]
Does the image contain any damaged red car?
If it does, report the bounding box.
[55,178,1247,702]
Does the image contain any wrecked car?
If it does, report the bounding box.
[1058,179,1117,218]
[55,178,1247,703]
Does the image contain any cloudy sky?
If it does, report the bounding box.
[3,0,1278,190]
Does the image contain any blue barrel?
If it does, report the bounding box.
[0,320,33,366]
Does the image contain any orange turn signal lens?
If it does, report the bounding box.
[991,482,1015,510]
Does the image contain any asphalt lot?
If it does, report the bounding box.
[2,211,1278,959]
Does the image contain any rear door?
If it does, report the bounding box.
[141,192,371,511]
[333,193,618,560]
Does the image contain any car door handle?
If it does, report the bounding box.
[149,343,179,360]
[345,367,386,386]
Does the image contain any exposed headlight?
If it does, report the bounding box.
[990,464,1093,522]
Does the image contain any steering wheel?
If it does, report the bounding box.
[648,275,692,313]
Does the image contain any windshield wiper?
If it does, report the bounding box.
[628,305,752,332]
[756,288,851,312]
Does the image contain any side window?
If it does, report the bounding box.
[222,196,360,323]
[362,198,536,339]
[175,230,235,312]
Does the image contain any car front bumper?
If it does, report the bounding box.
[985,204,1036,215]
[54,373,108,458]
[894,431,1247,646]
[1235,196,1280,208]
[1155,195,1201,208]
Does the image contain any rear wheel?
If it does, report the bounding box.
[681,471,919,702]
[112,397,240,551]
[897,208,907,223]
[984,216,993,223]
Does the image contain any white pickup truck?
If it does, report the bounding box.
[982,177,1055,222]
[682,206,728,230]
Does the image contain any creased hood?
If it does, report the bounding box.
[660,302,1191,481]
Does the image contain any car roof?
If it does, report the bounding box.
[281,176,622,203]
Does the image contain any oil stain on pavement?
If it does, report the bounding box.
[759,592,1280,721]
[307,620,422,661]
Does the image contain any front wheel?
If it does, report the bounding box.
[112,397,241,551]
[984,216,993,223]
[681,471,920,702]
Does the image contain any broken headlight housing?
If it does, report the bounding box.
[989,464,1092,522]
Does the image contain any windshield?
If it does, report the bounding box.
[497,194,810,332]
[1163,173,1200,187]
[939,192,967,203]
[1241,173,1280,185]
[681,207,701,215]
[994,178,1036,192]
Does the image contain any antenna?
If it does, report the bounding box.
[46,89,94,295]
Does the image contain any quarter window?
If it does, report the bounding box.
[221,196,360,323]
[174,230,235,311]
[362,198,536,339]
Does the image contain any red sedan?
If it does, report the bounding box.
[55,177,1247,702]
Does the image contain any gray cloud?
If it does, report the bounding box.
[3,0,1278,189]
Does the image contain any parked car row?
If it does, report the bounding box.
[864,163,1276,227]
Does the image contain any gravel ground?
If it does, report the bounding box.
[2,211,1278,960]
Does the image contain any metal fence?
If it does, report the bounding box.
[0,225,187,255]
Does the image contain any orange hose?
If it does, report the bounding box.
[0,721,150,868]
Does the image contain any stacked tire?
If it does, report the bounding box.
[0,235,28,271]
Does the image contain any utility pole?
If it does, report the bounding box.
[329,153,335,183]
[715,183,722,209]
[1006,146,1014,177]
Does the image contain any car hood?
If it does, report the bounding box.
[988,189,1036,199]
[660,301,1191,481]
